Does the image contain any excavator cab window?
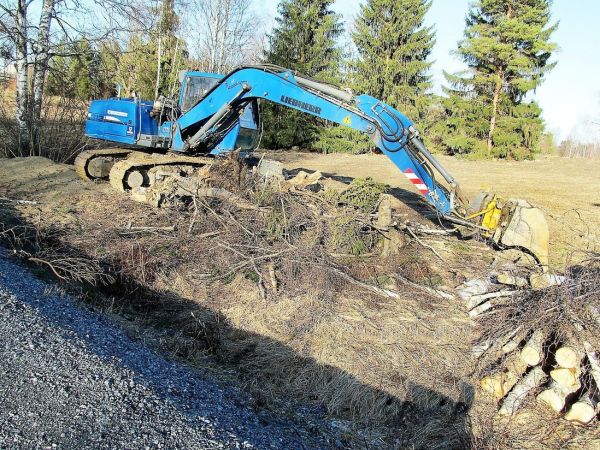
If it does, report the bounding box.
[180,74,221,113]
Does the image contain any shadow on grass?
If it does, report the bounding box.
[0,201,475,449]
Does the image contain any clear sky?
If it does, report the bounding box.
[259,0,600,143]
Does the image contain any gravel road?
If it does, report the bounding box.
[0,249,337,449]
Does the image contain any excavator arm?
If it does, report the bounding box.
[173,65,464,217]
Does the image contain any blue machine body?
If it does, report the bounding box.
[86,98,158,146]
[85,71,259,153]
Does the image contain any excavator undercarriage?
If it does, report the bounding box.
[75,149,216,205]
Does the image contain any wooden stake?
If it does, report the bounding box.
[267,263,278,292]
[520,330,546,366]
[499,366,546,415]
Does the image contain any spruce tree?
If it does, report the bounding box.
[262,0,344,149]
[352,0,435,122]
[46,40,107,100]
[442,0,557,159]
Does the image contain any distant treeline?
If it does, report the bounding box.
[0,0,558,160]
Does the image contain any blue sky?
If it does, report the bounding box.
[260,0,600,143]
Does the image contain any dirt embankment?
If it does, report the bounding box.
[0,156,598,449]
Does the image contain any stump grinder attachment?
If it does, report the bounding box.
[469,193,550,269]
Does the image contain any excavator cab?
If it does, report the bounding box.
[176,71,260,154]
[179,71,221,113]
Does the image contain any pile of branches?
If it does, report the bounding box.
[467,257,600,424]
[0,219,113,286]
[179,158,399,299]
[128,155,449,305]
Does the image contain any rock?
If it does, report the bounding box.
[256,159,285,181]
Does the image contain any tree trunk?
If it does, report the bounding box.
[480,352,528,401]
[207,0,222,72]
[550,367,580,387]
[584,343,600,391]
[31,0,55,156]
[155,34,162,99]
[537,381,580,412]
[555,345,582,369]
[217,0,231,72]
[486,4,513,157]
[564,393,598,425]
[14,0,29,154]
[486,70,503,157]
[498,366,545,415]
[520,330,546,366]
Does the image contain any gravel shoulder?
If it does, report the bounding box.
[0,249,334,450]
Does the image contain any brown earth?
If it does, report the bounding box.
[0,155,598,449]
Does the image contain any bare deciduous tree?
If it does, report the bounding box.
[185,0,261,73]
[0,0,153,155]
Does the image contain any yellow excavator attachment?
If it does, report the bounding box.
[469,194,550,269]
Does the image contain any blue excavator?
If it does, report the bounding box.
[76,64,549,267]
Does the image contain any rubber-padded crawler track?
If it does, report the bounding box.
[108,152,215,192]
[74,148,133,181]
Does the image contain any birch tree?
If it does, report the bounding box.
[186,0,257,73]
[0,0,30,151]
[0,0,151,155]
[31,0,55,151]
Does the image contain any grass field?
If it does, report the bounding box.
[271,151,600,268]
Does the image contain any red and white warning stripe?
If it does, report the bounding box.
[403,168,430,196]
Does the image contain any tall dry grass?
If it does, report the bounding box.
[0,83,90,163]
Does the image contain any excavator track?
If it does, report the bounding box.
[108,152,216,201]
[74,148,133,181]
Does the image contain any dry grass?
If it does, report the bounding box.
[0,155,598,449]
